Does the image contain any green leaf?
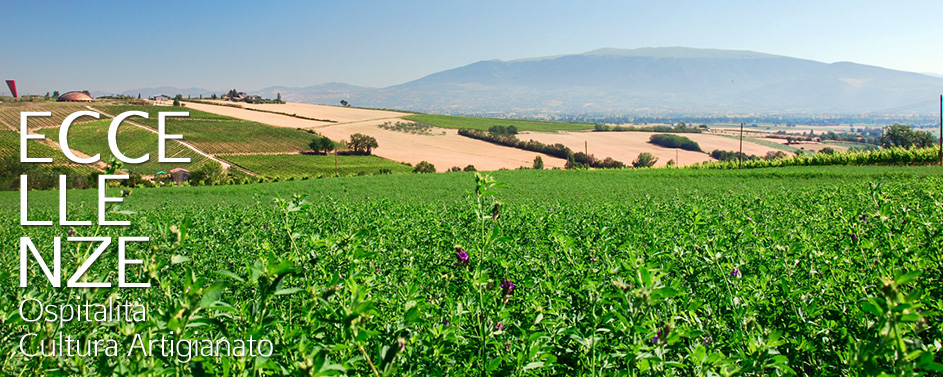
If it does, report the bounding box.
[860,300,883,316]
[654,287,680,299]
[523,362,545,371]
[274,287,304,296]
[894,271,921,286]
[486,358,503,372]
[217,270,246,284]
[693,345,706,364]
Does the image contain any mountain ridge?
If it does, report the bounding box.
[110,47,943,115]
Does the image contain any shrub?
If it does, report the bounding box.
[488,125,518,135]
[633,152,658,168]
[649,134,702,152]
[414,161,436,173]
[533,156,544,170]
[463,165,477,172]
[597,157,625,169]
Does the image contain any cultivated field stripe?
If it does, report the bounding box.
[86,106,257,176]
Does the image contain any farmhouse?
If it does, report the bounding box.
[169,168,189,183]
[57,91,93,102]
[151,94,171,102]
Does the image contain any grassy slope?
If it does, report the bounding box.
[44,120,215,175]
[0,101,93,130]
[405,113,595,132]
[96,105,319,154]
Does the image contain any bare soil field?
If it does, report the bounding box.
[193,101,408,124]
[318,120,567,171]
[521,131,782,166]
[183,102,335,128]
[183,102,566,171]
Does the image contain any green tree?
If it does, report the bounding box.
[532,155,544,170]
[463,165,477,172]
[414,161,436,173]
[190,164,225,185]
[632,152,658,168]
[881,124,934,149]
[819,147,835,155]
[308,136,335,154]
[346,133,379,155]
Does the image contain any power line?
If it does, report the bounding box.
[860,99,938,115]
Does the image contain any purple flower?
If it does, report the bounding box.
[398,338,406,351]
[703,336,712,345]
[850,233,859,243]
[121,189,131,197]
[504,342,510,351]
[729,268,741,279]
[652,329,662,344]
[441,319,450,326]
[501,279,515,297]
[496,322,504,331]
[491,203,501,220]
[455,247,469,266]
[67,228,78,237]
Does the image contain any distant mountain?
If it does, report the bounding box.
[273,47,936,115]
[342,47,943,115]
[107,48,943,115]
[254,83,370,105]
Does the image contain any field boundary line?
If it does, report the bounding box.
[86,106,258,176]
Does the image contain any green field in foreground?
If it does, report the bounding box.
[2,166,942,375]
[405,113,595,132]
[224,153,414,178]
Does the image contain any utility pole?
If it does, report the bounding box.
[939,94,942,165]
[739,122,744,169]
[335,149,339,176]
[584,140,588,155]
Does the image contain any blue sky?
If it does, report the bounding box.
[2,0,942,95]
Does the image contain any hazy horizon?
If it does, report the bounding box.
[3,1,943,95]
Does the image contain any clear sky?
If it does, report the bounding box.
[2,0,942,95]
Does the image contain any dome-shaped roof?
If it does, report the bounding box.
[57,91,93,102]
